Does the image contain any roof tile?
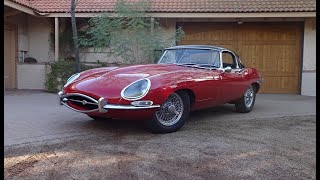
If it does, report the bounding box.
[10,0,316,13]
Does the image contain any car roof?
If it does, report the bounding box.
[165,45,228,51]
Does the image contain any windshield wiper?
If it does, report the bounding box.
[195,64,219,69]
[176,63,219,70]
[175,63,197,67]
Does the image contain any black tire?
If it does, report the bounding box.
[235,85,256,113]
[87,115,110,121]
[145,91,190,134]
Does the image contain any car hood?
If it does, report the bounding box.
[65,64,194,100]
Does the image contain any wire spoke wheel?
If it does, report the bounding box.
[156,93,184,126]
[235,84,256,113]
[244,86,254,108]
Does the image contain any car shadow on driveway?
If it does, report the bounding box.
[189,104,236,121]
[73,104,236,134]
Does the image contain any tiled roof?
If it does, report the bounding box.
[11,0,34,9]
[10,0,316,13]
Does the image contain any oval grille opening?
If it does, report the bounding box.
[67,95,98,110]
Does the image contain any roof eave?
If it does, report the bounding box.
[42,11,316,18]
[4,0,37,16]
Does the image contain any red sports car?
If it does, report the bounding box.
[59,45,263,133]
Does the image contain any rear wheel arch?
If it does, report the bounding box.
[251,82,260,93]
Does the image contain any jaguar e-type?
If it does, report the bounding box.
[58,45,263,133]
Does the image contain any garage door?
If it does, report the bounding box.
[179,22,302,94]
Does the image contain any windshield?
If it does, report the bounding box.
[158,49,221,68]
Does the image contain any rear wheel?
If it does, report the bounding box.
[235,85,256,113]
[145,92,190,133]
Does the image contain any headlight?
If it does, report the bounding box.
[64,73,80,87]
[121,79,151,100]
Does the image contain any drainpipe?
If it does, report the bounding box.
[151,17,154,34]
[150,17,155,62]
[54,17,59,62]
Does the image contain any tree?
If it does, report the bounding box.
[78,0,185,64]
[70,0,81,72]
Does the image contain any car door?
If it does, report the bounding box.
[219,50,247,102]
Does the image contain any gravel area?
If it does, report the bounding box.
[4,115,316,180]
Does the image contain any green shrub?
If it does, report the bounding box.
[45,60,98,93]
[78,0,184,64]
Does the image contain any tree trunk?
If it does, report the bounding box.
[71,0,81,73]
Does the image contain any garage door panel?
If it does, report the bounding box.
[183,24,236,41]
[184,31,236,41]
[180,40,237,52]
[238,44,300,94]
[239,44,299,74]
[261,72,298,77]
[241,40,296,45]
[261,76,299,94]
[238,25,298,41]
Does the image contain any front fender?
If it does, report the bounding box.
[117,73,194,106]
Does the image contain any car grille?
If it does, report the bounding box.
[66,95,98,110]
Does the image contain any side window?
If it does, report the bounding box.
[222,51,237,69]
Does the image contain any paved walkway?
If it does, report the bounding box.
[4,90,316,146]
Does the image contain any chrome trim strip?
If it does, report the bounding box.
[68,99,98,105]
[131,100,153,107]
[103,104,160,110]
[60,102,99,113]
[64,73,80,87]
[58,91,160,112]
[60,93,98,104]
[58,91,99,113]
[58,91,64,105]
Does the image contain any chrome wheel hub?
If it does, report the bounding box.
[156,93,184,126]
[168,104,179,114]
[244,86,254,108]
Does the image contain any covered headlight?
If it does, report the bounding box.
[121,79,151,100]
[64,73,80,87]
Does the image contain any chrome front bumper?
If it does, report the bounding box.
[58,91,160,113]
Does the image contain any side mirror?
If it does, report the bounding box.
[224,66,232,73]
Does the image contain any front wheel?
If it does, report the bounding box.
[235,85,256,113]
[145,92,190,133]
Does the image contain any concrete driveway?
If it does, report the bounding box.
[4,90,316,146]
[4,90,316,179]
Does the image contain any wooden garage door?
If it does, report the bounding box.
[179,22,302,94]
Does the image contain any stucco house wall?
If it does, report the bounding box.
[27,16,53,63]
[301,18,316,96]
[17,64,48,89]
[23,16,52,89]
